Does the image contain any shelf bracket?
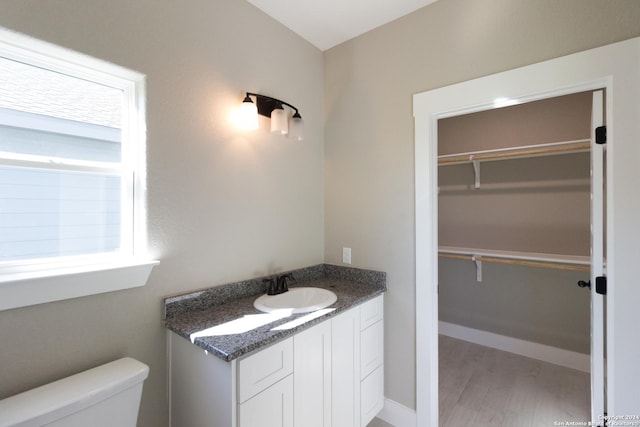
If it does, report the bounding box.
[471,255,482,282]
[470,156,481,189]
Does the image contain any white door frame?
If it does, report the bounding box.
[590,89,606,424]
[414,37,640,426]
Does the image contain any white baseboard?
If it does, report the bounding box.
[377,398,417,427]
[439,321,590,372]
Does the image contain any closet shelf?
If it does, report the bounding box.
[437,139,591,166]
[438,246,591,280]
[438,139,590,189]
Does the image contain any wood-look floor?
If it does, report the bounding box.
[439,335,590,427]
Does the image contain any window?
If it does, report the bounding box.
[0,27,157,310]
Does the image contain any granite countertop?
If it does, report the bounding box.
[164,264,386,362]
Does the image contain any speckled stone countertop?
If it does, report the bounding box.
[164,264,386,362]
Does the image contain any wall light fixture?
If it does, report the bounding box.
[239,93,304,141]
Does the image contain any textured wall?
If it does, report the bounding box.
[0,2,324,426]
[324,0,640,410]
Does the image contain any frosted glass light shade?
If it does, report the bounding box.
[238,97,258,130]
[270,107,288,134]
[289,115,304,141]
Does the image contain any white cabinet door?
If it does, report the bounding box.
[238,375,293,427]
[294,321,332,427]
[332,307,361,427]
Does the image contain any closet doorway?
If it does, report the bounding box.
[436,90,604,426]
[411,38,640,426]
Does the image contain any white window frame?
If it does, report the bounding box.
[0,27,157,311]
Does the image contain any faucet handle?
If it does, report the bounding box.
[263,278,277,295]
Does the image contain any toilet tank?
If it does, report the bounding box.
[0,357,149,427]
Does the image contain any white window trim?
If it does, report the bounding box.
[0,26,158,311]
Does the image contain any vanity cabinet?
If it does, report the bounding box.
[169,331,294,427]
[168,295,384,427]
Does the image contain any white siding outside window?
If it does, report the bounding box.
[0,27,157,311]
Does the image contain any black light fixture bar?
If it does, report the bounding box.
[246,92,300,118]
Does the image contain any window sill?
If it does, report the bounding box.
[0,259,159,311]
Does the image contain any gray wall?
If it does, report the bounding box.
[439,92,592,255]
[439,260,591,353]
[324,0,640,410]
[0,2,324,426]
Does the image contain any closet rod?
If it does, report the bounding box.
[438,252,590,272]
[438,140,590,165]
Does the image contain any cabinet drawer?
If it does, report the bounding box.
[238,375,293,427]
[360,320,384,380]
[238,338,293,403]
[360,295,383,330]
[361,365,384,427]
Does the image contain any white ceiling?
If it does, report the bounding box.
[247,0,439,51]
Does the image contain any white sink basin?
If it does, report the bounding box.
[254,287,337,314]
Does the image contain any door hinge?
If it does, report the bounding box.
[596,276,607,295]
[595,126,607,145]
